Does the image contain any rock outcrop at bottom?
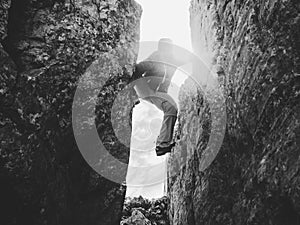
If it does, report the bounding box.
[121,210,152,225]
[121,196,170,225]
[168,0,300,225]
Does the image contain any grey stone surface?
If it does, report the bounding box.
[168,1,300,224]
[0,1,141,224]
[121,209,152,225]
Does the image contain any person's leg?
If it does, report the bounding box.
[156,113,177,147]
[133,79,178,154]
[143,92,178,148]
[133,78,155,99]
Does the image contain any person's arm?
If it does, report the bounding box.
[131,61,151,80]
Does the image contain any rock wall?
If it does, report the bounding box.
[168,0,300,224]
[0,0,141,225]
[121,196,170,225]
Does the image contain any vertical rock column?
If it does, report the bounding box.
[168,0,300,225]
[0,0,141,225]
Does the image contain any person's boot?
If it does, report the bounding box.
[155,142,176,156]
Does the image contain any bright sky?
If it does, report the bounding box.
[126,0,192,199]
[136,0,192,51]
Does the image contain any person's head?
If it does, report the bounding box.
[158,38,174,54]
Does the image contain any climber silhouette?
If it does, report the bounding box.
[131,38,192,156]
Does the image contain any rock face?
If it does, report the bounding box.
[168,1,300,225]
[121,196,170,225]
[121,209,152,225]
[0,0,141,225]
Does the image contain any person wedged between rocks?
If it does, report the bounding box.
[131,38,192,156]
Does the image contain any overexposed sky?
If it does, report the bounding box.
[136,0,192,51]
[126,0,192,199]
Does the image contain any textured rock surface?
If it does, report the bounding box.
[0,0,141,225]
[0,0,10,40]
[121,209,152,225]
[121,196,170,225]
[168,0,300,225]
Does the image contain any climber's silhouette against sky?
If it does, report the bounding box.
[132,38,193,156]
[126,0,192,199]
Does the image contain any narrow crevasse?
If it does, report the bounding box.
[1,0,299,225]
[0,0,141,225]
[168,0,300,225]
